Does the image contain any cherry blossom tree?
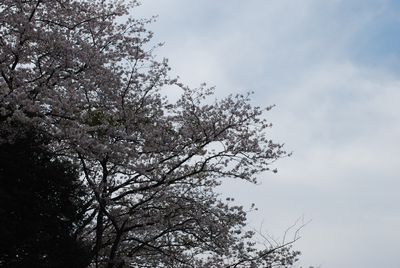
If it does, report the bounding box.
[0,0,300,267]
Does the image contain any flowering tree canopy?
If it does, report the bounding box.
[0,0,300,267]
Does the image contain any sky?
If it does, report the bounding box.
[135,1,400,267]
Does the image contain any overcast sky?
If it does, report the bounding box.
[135,1,400,267]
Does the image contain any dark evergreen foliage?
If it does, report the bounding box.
[0,129,91,268]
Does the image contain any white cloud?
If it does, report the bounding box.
[135,1,400,267]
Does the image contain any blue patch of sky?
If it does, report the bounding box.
[345,1,400,71]
[353,20,400,69]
